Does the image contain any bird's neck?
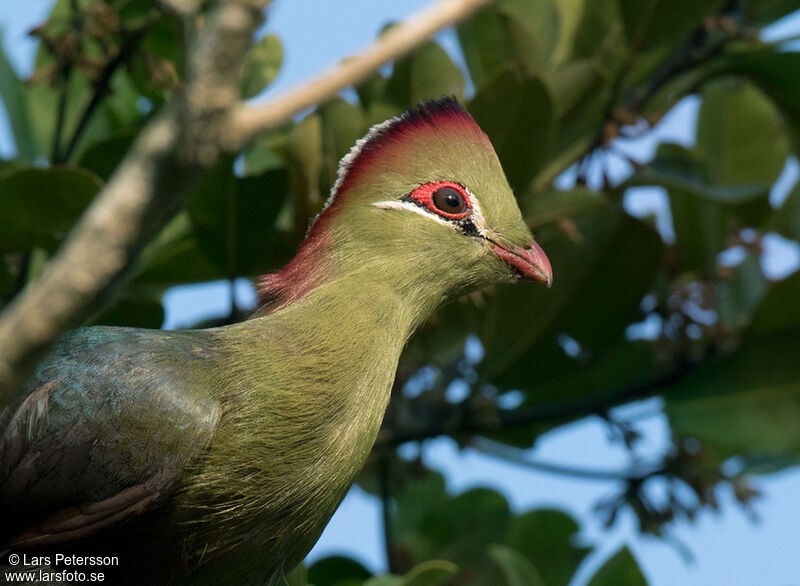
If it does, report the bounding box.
[255,225,463,332]
[203,235,464,564]
[240,235,461,455]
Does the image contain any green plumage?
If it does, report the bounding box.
[0,98,550,584]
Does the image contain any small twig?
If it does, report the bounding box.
[9,253,32,300]
[230,0,494,144]
[51,69,72,163]
[51,0,82,163]
[575,18,736,180]
[378,451,398,574]
[472,437,666,481]
[60,16,157,163]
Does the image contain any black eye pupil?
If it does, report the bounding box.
[432,187,466,214]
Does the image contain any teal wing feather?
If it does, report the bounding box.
[0,326,222,547]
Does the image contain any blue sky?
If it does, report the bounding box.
[2,2,800,584]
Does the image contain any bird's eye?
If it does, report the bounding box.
[432,187,467,215]
[409,181,472,220]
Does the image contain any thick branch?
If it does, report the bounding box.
[0,0,493,400]
[230,0,494,144]
[0,0,268,402]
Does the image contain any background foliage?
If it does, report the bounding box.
[2,0,800,584]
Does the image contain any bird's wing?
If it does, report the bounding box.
[0,327,222,547]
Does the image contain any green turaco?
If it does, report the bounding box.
[0,98,551,584]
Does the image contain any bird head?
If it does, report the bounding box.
[257,97,551,315]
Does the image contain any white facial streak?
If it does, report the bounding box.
[371,200,453,228]
[372,186,490,236]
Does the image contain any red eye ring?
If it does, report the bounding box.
[409,181,472,220]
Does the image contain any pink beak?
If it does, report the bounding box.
[491,240,553,287]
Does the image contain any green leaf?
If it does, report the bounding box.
[749,271,800,338]
[285,564,309,586]
[384,41,464,106]
[570,0,624,61]
[76,132,137,181]
[0,167,102,253]
[0,34,37,162]
[242,124,291,176]
[457,6,526,89]
[545,59,605,118]
[629,143,767,206]
[456,0,557,87]
[92,297,164,329]
[285,113,324,235]
[538,68,611,189]
[363,577,403,586]
[307,556,371,586]
[716,252,768,330]
[627,143,770,272]
[521,187,606,228]
[128,13,185,100]
[356,73,390,110]
[742,0,800,26]
[505,509,592,586]
[696,78,789,188]
[501,0,560,67]
[393,471,511,578]
[188,159,289,277]
[128,212,226,294]
[488,544,545,586]
[0,159,19,177]
[668,185,732,273]
[363,561,458,586]
[665,332,800,463]
[587,547,647,586]
[481,207,662,388]
[618,0,726,51]
[0,259,15,305]
[402,561,458,586]
[318,99,367,193]
[764,182,800,241]
[551,0,588,64]
[720,51,800,150]
[240,33,283,99]
[468,70,554,191]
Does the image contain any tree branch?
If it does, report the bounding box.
[576,12,739,178]
[0,0,495,401]
[230,0,494,144]
[378,451,399,574]
[51,68,72,163]
[471,437,666,482]
[0,0,268,402]
[376,364,691,446]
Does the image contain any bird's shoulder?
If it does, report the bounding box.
[0,325,223,547]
